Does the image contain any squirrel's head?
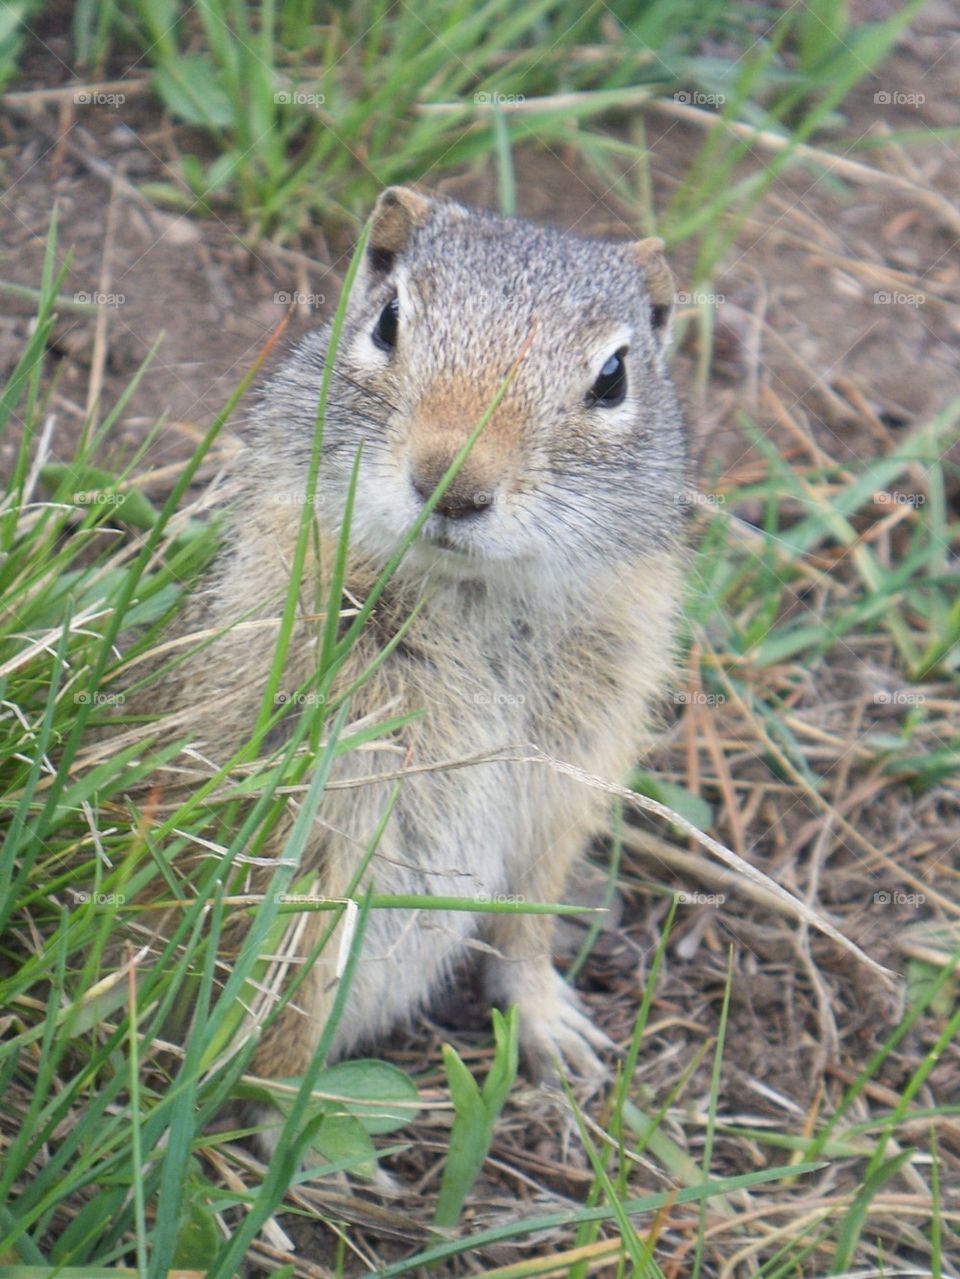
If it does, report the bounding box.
[271,186,687,591]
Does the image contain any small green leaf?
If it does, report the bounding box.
[435,1009,518,1229]
[181,153,208,196]
[311,1058,421,1133]
[138,181,197,210]
[309,1113,377,1180]
[40,462,158,530]
[0,6,27,43]
[906,958,957,1019]
[206,150,244,192]
[435,1043,489,1228]
[153,54,234,129]
[172,1172,221,1268]
[480,1006,519,1114]
[631,771,714,831]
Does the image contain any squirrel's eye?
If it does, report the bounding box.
[587,347,627,407]
[373,294,399,352]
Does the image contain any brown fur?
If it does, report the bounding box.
[128,186,688,1088]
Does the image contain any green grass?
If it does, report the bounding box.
[0,0,45,92]
[1,0,958,1274]
[1,249,955,1268]
[34,0,936,257]
[687,417,960,838]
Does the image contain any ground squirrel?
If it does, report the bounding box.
[143,186,687,1086]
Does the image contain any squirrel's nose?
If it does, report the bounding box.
[410,462,494,520]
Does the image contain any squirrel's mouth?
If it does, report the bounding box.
[409,520,490,573]
[421,528,461,552]
[417,534,476,565]
[415,513,478,556]
[396,506,522,574]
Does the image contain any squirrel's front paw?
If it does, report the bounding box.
[511,968,616,1090]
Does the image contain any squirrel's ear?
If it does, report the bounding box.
[628,236,675,348]
[367,186,432,273]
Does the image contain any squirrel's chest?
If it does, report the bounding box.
[322,603,646,898]
[395,616,560,747]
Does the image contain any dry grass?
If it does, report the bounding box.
[2,2,959,1276]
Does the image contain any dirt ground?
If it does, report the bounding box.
[2,10,959,480]
[2,3,959,1273]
